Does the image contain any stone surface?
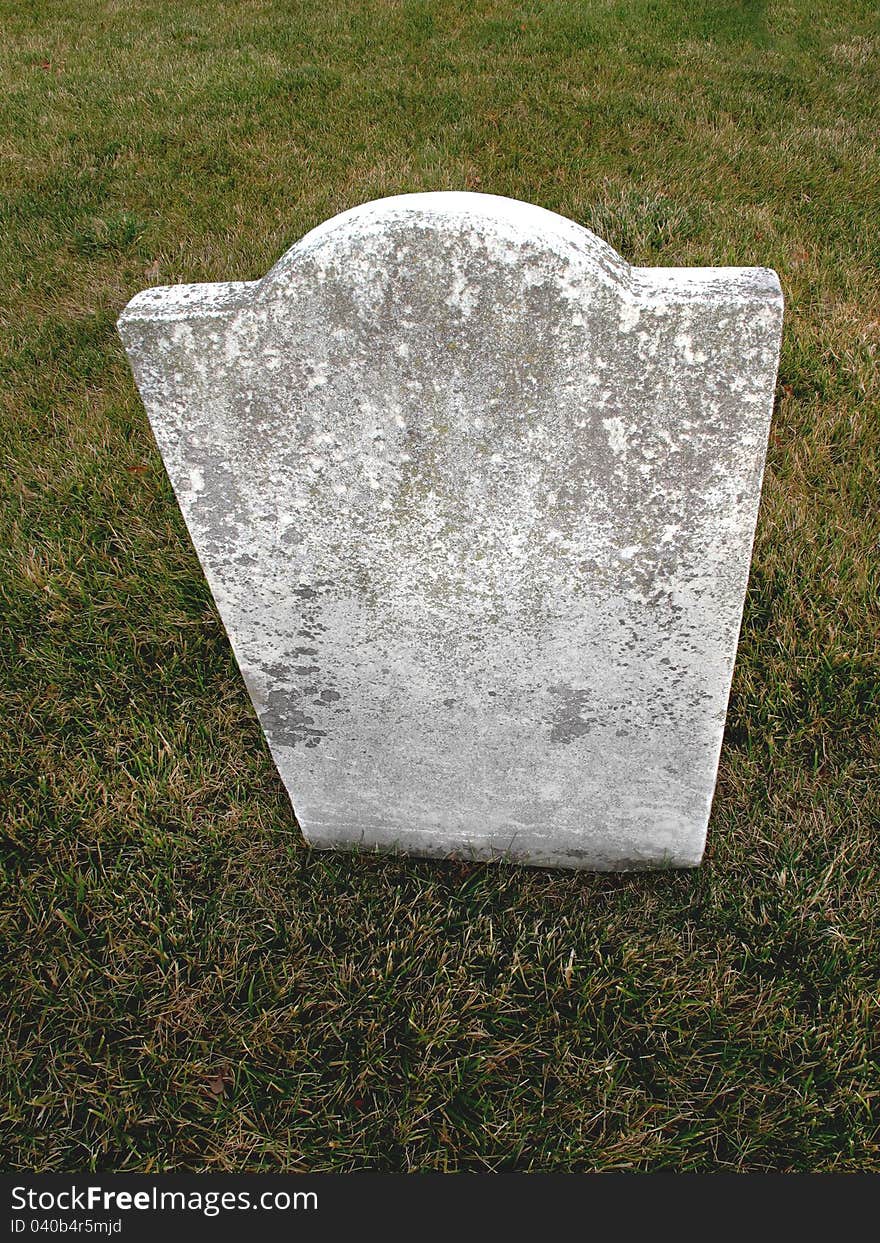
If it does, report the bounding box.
[118,191,783,870]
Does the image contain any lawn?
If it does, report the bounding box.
[1,0,878,1172]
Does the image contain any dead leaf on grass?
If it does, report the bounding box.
[204,1067,234,1100]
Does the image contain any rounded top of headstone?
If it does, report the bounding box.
[118,191,782,334]
[257,191,635,301]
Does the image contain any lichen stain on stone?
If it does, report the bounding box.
[546,684,595,744]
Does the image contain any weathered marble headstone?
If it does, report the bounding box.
[118,191,783,870]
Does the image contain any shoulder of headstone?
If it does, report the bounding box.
[632,264,784,309]
[117,280,255,331]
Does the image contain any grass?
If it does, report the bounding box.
[1,0,878,1172]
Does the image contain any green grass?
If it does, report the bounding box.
[1,0,878,1172]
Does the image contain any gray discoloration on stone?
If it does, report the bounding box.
[118,191,783,870]
[547,684,594,745]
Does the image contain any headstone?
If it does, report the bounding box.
[118,192,783,870]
